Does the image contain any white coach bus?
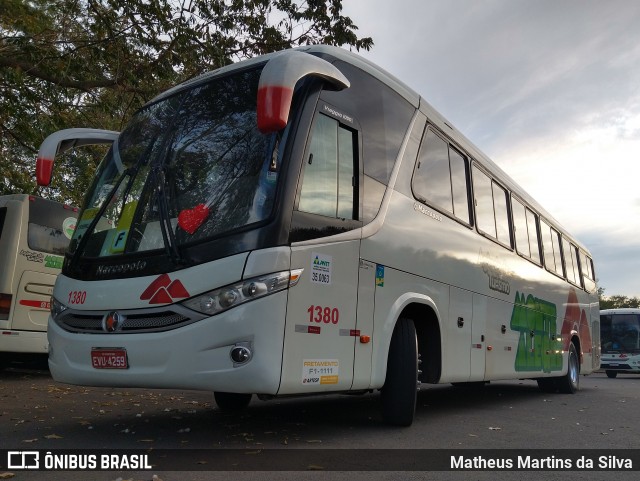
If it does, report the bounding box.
[0,131,115,367]
[600,308,640,378]
[37,46,599,425]
[0,194,77,365]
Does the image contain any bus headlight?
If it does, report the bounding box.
[181,269,303,316]
[50,297,68,320]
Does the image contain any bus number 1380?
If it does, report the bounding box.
[307,305,339,324]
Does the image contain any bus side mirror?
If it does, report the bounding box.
[257,51,350,134]
[36,128,119,186]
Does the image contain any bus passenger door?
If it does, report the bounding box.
[278,106,363,395]
[280,242,361,394]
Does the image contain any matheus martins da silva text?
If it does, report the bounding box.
[451,455,633,470]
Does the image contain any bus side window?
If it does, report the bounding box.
[472,165,511,247]
[512,198,531,257]
[298,113,357,220]
[541,220,563,277]
[579,250,597,292]
[562,237,580,286]
[473,167,496,238]
[492,181,510,246]
[526,208,542,264]
[411,128,471,225]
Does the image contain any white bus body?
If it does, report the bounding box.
[39,46,599,425]
[600,308,640,378]
[0,195,78,359]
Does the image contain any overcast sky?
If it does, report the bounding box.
[342,0,640,298]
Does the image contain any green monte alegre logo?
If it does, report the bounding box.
[45,255,64,269]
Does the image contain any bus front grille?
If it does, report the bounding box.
[55,309,196,333]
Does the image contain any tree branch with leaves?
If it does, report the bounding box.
[0,0,372,204]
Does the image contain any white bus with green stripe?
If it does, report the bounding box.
[37,46,599,426]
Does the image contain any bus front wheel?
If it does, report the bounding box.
[214,392,252,411]
[381,318,418,427]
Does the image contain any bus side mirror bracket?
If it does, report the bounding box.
[36,128,119,186]
[257,51,350,134]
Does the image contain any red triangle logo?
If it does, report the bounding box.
[149,287,173,304]
[140,274,171,300]
[167,280,189,299]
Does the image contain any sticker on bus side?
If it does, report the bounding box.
[376,264,385,287]
[62,217,76,239]
[302,359,339,385]
[310,252,332,285]
[44,255,63,269]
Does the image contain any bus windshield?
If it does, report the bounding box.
[27,196,77,255]
[601,312,640,354]
[69,66,278,260]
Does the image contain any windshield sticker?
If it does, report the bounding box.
[110,230,128,253]
[62,217,76,239]
[109,201,138,254]
[302,359,339,385]
[75,207,98,239]
[311,252,332,285]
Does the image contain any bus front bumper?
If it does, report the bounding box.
[47,291,288,394]
[0,329,48,354]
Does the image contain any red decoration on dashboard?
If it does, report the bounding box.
[178,203,210,234]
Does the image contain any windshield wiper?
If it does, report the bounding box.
[154,166,184,267]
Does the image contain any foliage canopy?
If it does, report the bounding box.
[0,0,372,205]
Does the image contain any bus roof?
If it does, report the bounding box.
[601,308,640,315]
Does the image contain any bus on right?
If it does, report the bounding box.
[600,308,640,378]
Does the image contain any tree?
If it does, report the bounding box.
[598,287,640,309]
[0,0,372,205]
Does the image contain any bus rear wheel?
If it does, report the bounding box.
[556,343,580,394]
[214,392,252,411]
[381,318,418,427]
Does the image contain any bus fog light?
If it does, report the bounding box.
[230,345,252,364]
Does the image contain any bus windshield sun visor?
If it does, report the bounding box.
[36,128,119,186]
[256,51,350,134]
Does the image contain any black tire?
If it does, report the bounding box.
[606,370,618,379]
[214,392,252,411]
[556,342,580,394]
[536,377,558,393]
[381,318,418,426]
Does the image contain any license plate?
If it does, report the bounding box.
[91,348,128,369]
[609,363,619,367]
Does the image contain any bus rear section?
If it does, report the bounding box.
[600,308,640,378]
[0,195,77,363]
